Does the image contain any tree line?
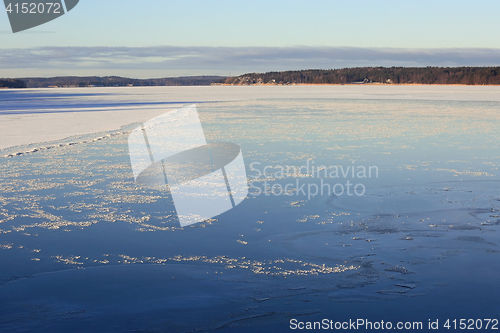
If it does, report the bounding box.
[0,76,225,88]
[218,67,500,85]
[0,79,26,88]
[4,68,500,88]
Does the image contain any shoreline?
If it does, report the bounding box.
[214,82,500,87]
[2,83,500,89]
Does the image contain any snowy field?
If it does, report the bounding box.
[0,86,500,332]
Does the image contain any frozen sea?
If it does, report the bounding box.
[0,86,500,332]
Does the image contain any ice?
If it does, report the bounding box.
[2,85,500,150]
[1,86,500,331]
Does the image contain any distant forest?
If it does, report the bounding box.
[3,68,500,88]
[218,67,500,85]
[0,76,225,88]
[0,79,26,88]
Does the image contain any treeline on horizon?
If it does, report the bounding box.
[218,67,500,85]
[0,76,225,88]
[3,68,500,88]
[0,79,26,88]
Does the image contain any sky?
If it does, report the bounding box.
[1,0,500,78]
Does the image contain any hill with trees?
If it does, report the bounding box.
[0,79,26,88]
[217,67,500,85]
[21,76,226,88]
[0,76,225,88]
[4,68,500,88]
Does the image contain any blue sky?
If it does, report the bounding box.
[1,0,500,77]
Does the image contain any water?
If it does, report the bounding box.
[0,87,500,332]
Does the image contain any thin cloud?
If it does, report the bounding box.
[1,46,499,77]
